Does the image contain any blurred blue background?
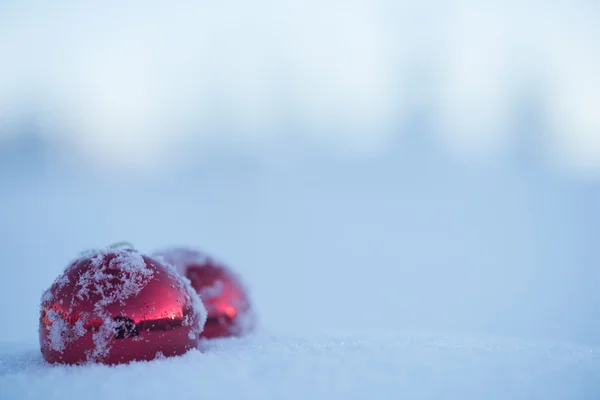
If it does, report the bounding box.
[0,1,599,346]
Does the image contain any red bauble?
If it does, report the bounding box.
[39,245,207,365]
[154,247,256,339]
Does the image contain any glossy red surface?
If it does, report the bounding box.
[39,247,205,365]
[155,248,256,339]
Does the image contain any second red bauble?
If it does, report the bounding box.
[154,247,256,339]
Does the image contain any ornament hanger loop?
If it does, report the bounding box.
[109,241,135,249]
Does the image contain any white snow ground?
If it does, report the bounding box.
[2,332,599,399]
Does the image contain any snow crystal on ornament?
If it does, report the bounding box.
[76,248,153,307]
[153,247,212,269]
[199,280,224,299]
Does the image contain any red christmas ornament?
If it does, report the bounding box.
[39,243,207,365]
[154,247,256,339]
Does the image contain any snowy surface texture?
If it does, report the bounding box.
[2,332,600,400]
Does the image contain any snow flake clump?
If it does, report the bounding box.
[86,315,121,361]
[199,279,224,299]
[74,248,154,308]
[44,309,86,352]
[153,247,212,271]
